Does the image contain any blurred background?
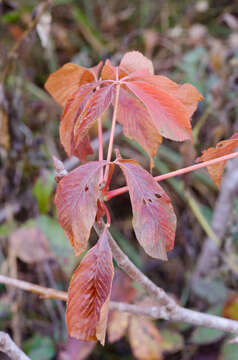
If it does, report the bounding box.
[1,0,238,359]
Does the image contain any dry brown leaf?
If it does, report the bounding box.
[10,227,54,264]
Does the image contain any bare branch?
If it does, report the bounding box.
[194,157,238,278]
[0,332,30,360]
[1,0,55,83]
[2,271,238,335]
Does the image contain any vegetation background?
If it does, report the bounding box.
[1,0,238,359]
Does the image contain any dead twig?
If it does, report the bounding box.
[0,331,30,360]
[1,0,55,84]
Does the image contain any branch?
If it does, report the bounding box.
[2,267,238,335]
[106,151,238,200]
[1,0,55,83]
[94,222,238,334]
[53,157,238,335]
[193,157,238,278]
[0,332,30,360]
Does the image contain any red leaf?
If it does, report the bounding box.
[66,229,114,345]
[101,59,117,80]
[128,316,163,360]
[45,63,96,106]
[125,80,192,141]
[116,88,162,159]
[60,82,99,158]
[55,161,106,255]
[134,75,203,117]
[72,134,93,164]
[116,159,176,260]
[198,133,238,188]
[73,85,114,149]
[120,51,154,75]
[111,269,136,303]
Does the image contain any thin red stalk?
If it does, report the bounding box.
[106,151,238,200]
[97,116,104,183]
[101,202,111,226]
[104,73,120,180]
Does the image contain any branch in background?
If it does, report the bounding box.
[193,157,238,278]
[2,264,238,335]
[1,0,55,84]
[0,332,30,360]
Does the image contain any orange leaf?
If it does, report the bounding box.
[143,75,203,117]
[45,63,96,106]
[101,59,117,80]
[223,293,238,321]
[73,85,114,150]
[117,88,162,159]
[120,51,154,75]
[107,310,129,343]
[116,159,176,260]
[125,81,192,141]
[198,133,238,188]
[66,229,114,345]
[55,161,106,255]
[60,82,99,158]
[128,316,163,360]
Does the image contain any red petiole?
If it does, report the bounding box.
[105,151,238,201]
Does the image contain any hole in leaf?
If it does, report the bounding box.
[155,193,161,199]
[142,199,146,205]
[85,185,89,192]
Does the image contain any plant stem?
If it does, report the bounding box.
[104,77,120,181]
[106,151,238,200]
[97,116,104,182]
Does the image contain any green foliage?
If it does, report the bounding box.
[23,334,56,360]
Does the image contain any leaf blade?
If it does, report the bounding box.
[126,80,192,141]
[117,159,176,260]
[66,229,114,345]
[198,133,238,187]
[45,63,95,106]
[55,161,106,255]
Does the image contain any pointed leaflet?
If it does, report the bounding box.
[60,82,99,158]
[128,316,163,360]
[138,75,203,117]
[120,51,154,75]
[116,159,176,260]
[125,81,192,141]
[66,229,114,345]
[116,88,162,159]
[45,63,96,106]
[198,133,238,188]
[74,84,115,149]
[55,161,106,255]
